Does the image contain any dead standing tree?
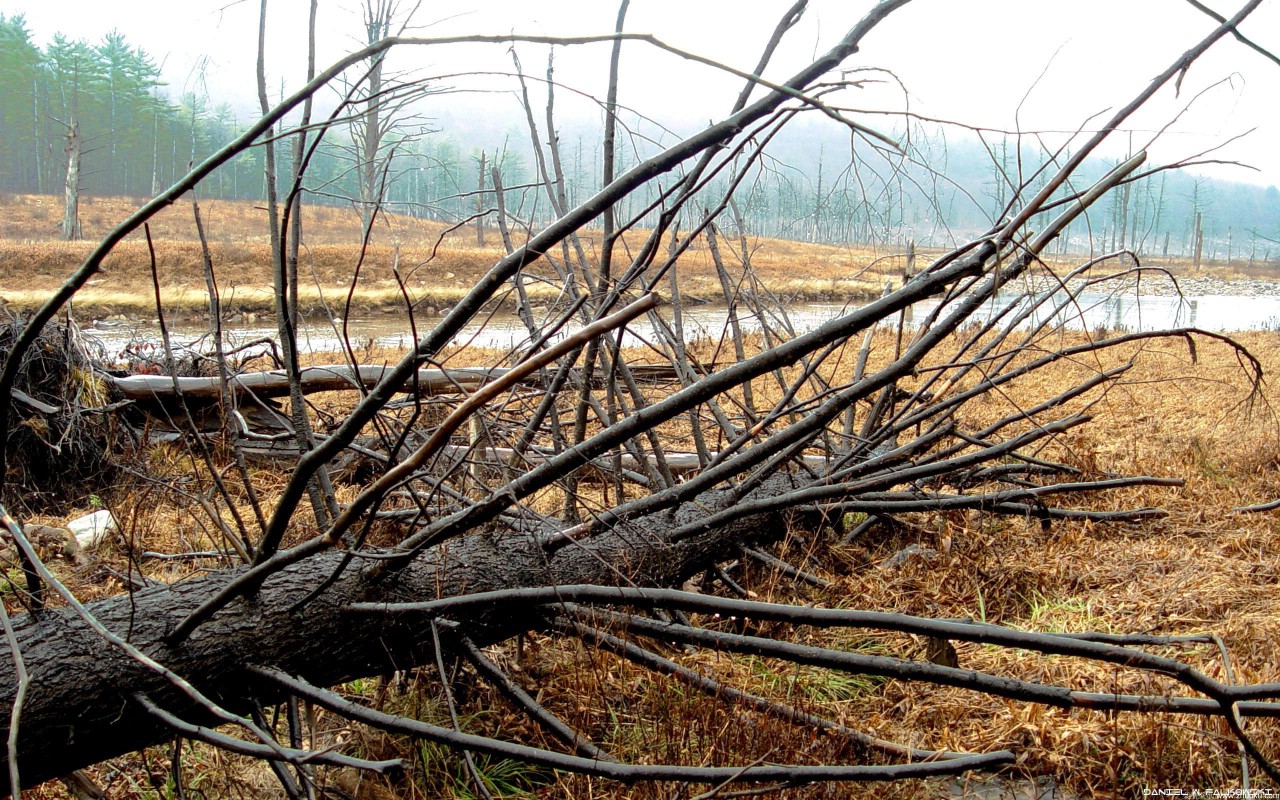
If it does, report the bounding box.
[59,116,82,242]
[0,1,1278,796]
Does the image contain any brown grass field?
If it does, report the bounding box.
[2,193,1271,322]
[0,194,903,320]
[9,323,1280,800]
[5,193,1280,798]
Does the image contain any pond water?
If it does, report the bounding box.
[81,289,1280,362]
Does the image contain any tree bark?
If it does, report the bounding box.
[0,474,802,792]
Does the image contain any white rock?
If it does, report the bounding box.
[66,510,117,550]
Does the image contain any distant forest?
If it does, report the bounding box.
[2,13,1278,263]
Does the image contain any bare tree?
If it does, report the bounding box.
[354,0,393,234]
[45,40,92,241]
[58,116,81,241]
[344,0,435,234]
[0,1,1276,797]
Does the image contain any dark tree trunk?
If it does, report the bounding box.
[0,475,801,792]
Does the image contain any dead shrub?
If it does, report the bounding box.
[0,312,124,512]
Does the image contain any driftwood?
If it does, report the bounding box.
[108,365,512,402]
[109,362,686,442]
[109,363,683,403]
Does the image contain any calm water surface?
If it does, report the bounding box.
[81,290,1280,361]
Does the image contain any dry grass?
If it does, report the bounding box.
[11,197,1280,798]
[0,195,910,320]
[3,194,1271,324]
[16,328,1280,799]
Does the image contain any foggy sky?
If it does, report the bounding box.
[6,0,1280,186]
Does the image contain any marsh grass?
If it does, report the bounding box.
[3,195,1268,325]
[0,194,916,321]
[15,268,1280,797]
[391,331,1280,798]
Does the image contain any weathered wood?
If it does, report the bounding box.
[0,473,802,792]
[8,389,59,416]
[237,441,835,478]
[109,363,682,404]
[61,116,82,242]
[109,365,512,402]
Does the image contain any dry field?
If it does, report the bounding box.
[4,191,1280,798]
[5,193,1268,324]
[9,321,1280,799]
[0,194,908,320]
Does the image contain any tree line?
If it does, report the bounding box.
[2,12,1277,264]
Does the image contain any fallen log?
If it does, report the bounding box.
[108,363,683,403]
[0,472,804,792]
[108,364,512,402]
[237,440,837,482]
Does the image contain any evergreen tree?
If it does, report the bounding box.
[0,15,43,191]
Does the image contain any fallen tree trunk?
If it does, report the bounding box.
[108,363,682,403]
[237,440,835,483]
[108,365,512,402]
[0,472,802,791]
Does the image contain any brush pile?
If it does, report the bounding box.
[0,313,119,512]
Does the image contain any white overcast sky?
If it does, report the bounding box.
[5,0,1280,186]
